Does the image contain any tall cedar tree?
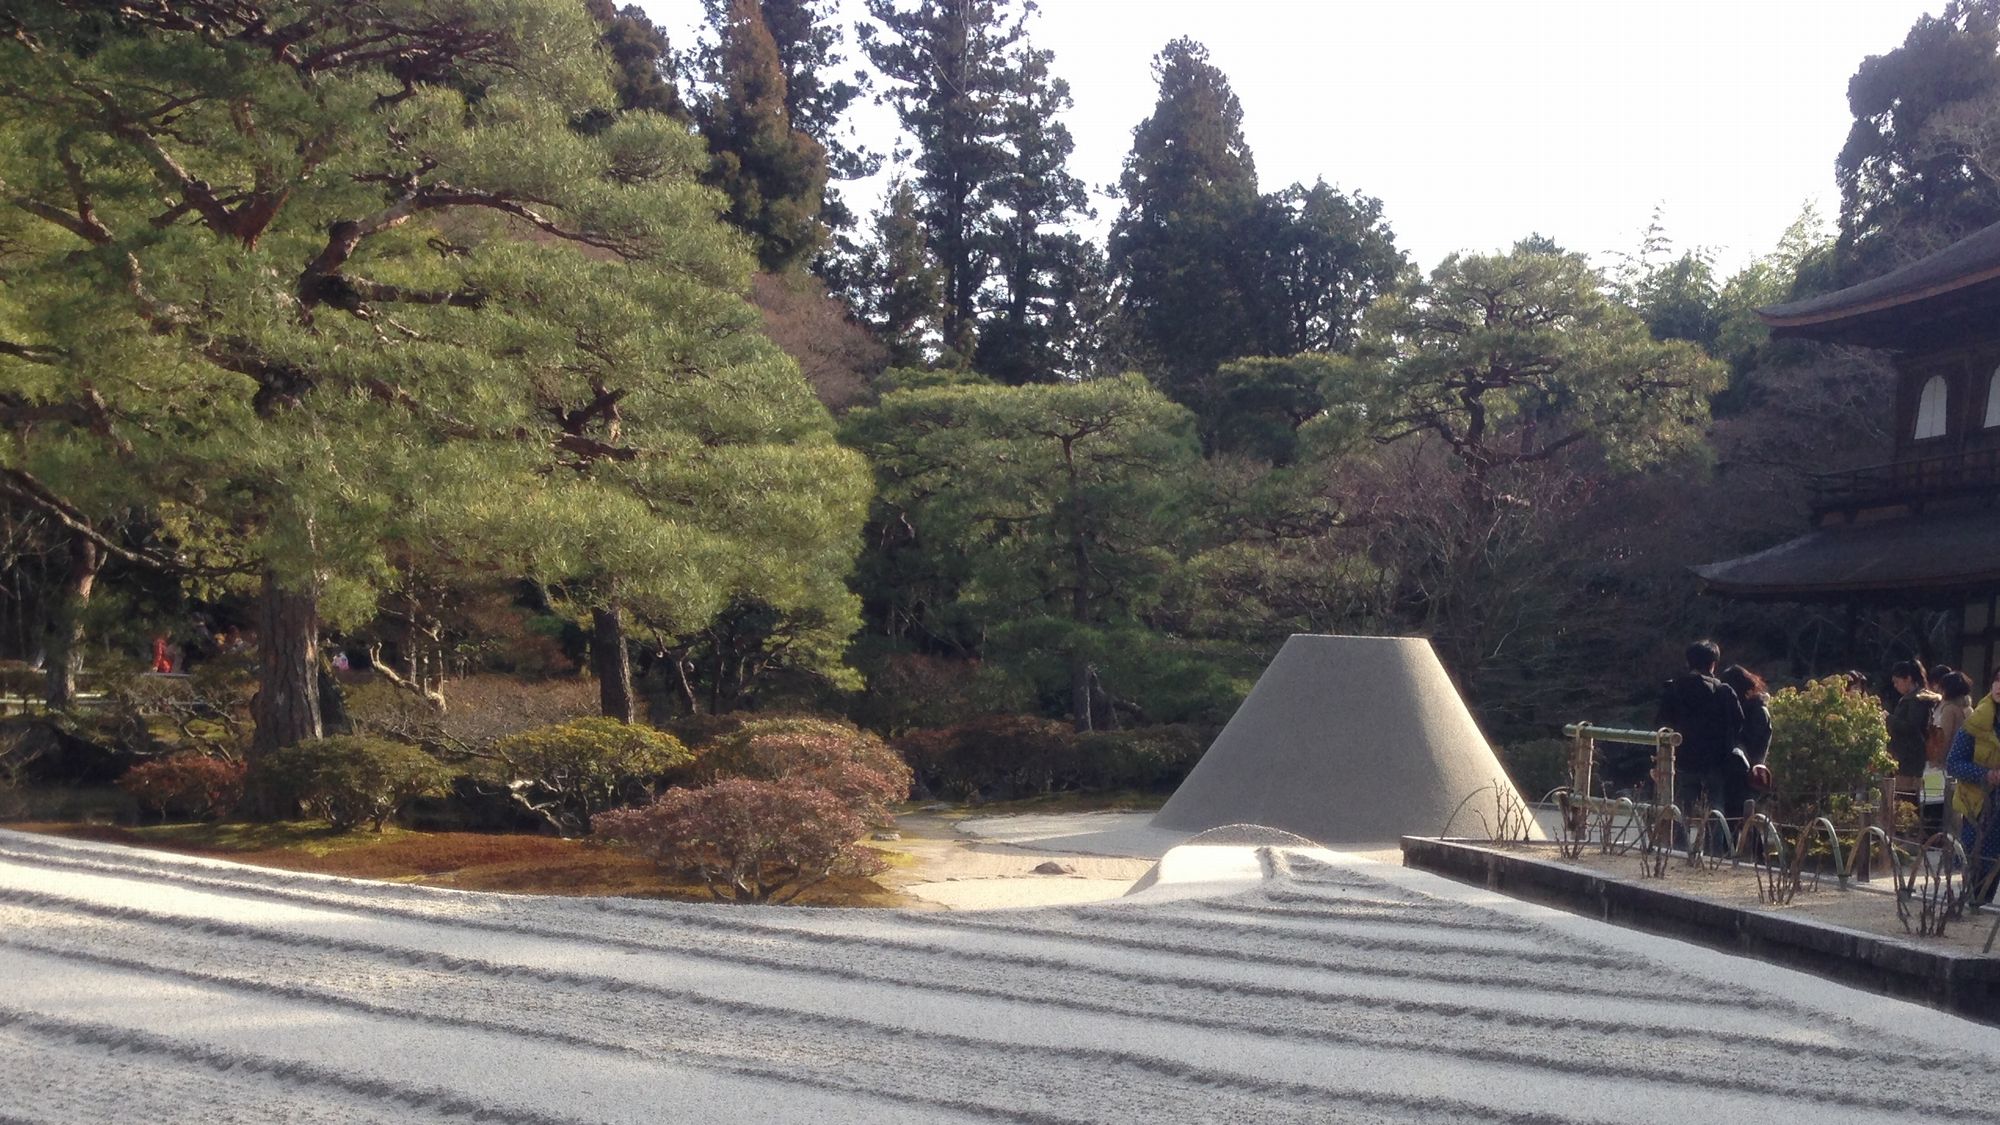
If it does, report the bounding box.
[855,181,946,367]
[1110,39,1264,417]
[724,0,877,184]
[1837,0,2000,280]
[0,0,867,746]
[712,0,879,284]
[583,1,693,122]
[700,0,831,272]
[973,37,1097,384]
[1252,180,1406,356]
[862,0,1026,359]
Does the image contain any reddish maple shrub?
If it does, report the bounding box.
[697,717,911,823]
[594,778,881,903]
[118,753,248,821]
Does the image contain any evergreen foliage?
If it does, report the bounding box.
[846,374,1201,729]
[852,181,945,366]
[698,0,830,271]
[862,0,1026,357]
[748,0,877,184]
[1109,38,1264,410]
[1837,0,2000,279]
[486,716,690,836]
[1328,243,1729,694]
[1766,677,1893,815]
[262,736,451,832]
[1250,180,1407,357]
[583,1,693,122]
[2,2,1976,785]
[972,35,1098,384]
[0,0,868,753]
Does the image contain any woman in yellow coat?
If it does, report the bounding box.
[1945,668,2000,905]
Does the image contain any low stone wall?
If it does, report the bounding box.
[1401,836,2000,1025]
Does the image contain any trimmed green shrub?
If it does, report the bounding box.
[1070,726,1208,792]
[487,717,690,836]
[897,717,1209,800]
[1767,676,1890,817]
[261,736,451,832]
[895,716,1079,800]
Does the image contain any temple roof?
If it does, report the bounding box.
[1757,222,2000,350]
[1694,510,2000,603]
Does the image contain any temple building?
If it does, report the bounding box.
[1694,222,2000,683]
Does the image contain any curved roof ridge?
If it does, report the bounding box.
[1757,220,2000,329]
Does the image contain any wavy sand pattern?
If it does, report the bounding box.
[1,828,1995,1123]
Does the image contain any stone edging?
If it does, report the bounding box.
[1400,836,2000,1025]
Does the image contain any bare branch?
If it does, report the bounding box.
[363,643,447,710]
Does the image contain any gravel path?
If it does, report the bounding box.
[2,828,1995,1123]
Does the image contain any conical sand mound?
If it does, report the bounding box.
[1152,634,1540,846]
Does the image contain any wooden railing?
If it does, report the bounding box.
[1809,446,2000,516]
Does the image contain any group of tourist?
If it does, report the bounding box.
[1653,642,2000,903]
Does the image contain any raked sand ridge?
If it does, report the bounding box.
[3,825,1997,1123]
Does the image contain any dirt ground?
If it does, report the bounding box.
[869,809,1162,910]
[6,808,1174,910]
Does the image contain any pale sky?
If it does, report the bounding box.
[643,0,1945,276]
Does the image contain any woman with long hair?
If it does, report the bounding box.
[1719,665,1772,830]
[1933,669,1973,770]
[1887,659,1939,813]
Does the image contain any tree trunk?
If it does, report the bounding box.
[318,659,352,735]
[593,603,635,723]
[44,535,100,710]
[1070,518,1093,732]
[250,573,322,754]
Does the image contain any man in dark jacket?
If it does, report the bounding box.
[1655,640,1744,841]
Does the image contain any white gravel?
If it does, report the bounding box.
[2,826,1997,1124]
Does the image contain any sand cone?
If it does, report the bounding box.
[1152,634,1541,846]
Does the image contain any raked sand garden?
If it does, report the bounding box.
[5,817,1999,1125]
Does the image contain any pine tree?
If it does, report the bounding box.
[846,374,1200,730]
[862,0,1026,358]
[0,0,867,747]
[700,0,831,273]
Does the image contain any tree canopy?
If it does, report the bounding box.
[0,0,867,746]
[1838,0,2000,278]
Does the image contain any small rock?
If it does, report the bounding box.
[871,831,902,841]
[1031,861,1072,875]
